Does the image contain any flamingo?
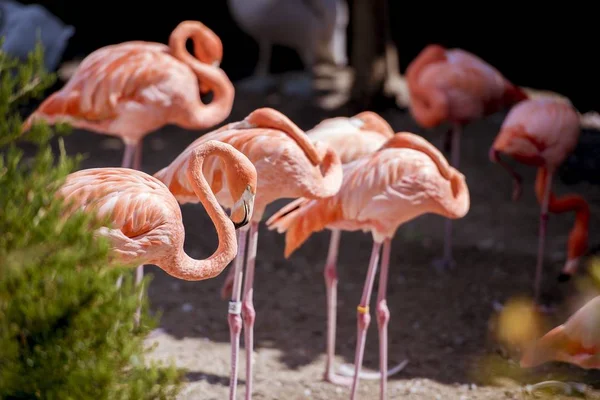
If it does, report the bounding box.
[405,43,528,271]
[23,19,233,173]
[267,132,470,399]
[521,295,600,369]
[153,107,343,400]
[489,98,590,305]
[257,111,393,385]
[57,140,257,295]
[226,0,348,94]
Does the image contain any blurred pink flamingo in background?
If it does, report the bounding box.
[490,98,590,305]
[406,44,528,271]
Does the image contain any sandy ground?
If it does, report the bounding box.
[55,86,600,399]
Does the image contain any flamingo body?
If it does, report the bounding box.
[155,108,343,220]
[406,44,528,128]
[490,98,590,301]
[521,296,600,369]
[58,140,257,282]
[268,132,470,255]
[24,21,233,143]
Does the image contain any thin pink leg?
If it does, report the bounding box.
[229,228,249,400]
[131,140,145,326]
[376,239,392,400]
[121,142,136,168]
[116,142,137,292]
[349,241,382,400]
[534,171,553,304]
[242,222,259,400]
[133,140,143,170]
[323,230,353,386]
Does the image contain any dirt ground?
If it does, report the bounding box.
[59,86,600,399]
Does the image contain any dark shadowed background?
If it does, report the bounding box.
[22,1,600,112]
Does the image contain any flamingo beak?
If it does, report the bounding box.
[231,187,255,230]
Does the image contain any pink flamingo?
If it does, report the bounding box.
[57,140,257,289]
[154,107,343,400]
[267,132,470,399]
[267,111,394,385]
[406,43,528,271]
[23,20,233,172]
[521,295,600,369]
[23,20,234,290]
[489,98,590,304]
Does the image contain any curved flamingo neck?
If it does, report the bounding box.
[535,167,590,260]
[243,108,322,165]
[169,24,234,129]
[176,141,238,280]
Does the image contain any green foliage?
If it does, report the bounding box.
[0,44,184,399]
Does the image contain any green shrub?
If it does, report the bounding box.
[0,43,184,399]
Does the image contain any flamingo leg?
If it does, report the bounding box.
[121,142,136,169]
[433,124,461,272]
[238,39,277,93]
[322,230,353,386]
[534,170,553,304]
[115,142,138,291]
[133,140,143,170]
[349,240,382,400]
[376,238,392,399]
[132,140,145,326]
[228,228,249,400]
[242,222,259,400]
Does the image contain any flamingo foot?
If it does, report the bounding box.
[431,257,456,273]
[324,371,354,387]
[338,359,409,380]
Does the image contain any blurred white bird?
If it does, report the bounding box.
[227,0,349,95]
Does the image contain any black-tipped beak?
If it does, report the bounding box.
[233,201,250,230]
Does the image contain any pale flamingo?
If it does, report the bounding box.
[227,0,348,93]
[489,98,590,305]
[23,20,233,290]
[265,111,394,385]
[521,295,600,369]
[153,107,343,400]
[267,132,470,399]
[23,19,233,172]
[406,43,528,271]
[57,141,257,305]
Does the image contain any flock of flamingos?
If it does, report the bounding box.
[21,19,599,400]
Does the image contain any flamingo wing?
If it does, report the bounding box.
[27,42,195,129]
[59,168,180,263]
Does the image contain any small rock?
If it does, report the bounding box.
[303,388,312,397]
[182,303,193,312]
[470,383,477,390]
[335,387,342,394]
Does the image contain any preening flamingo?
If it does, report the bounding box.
[23,19,233,172]
[226,0,348,93]
[521,295,600,369]
[406,43,528,271]
[267,132,470,400]
[154,107,343,400]
[489,98,590,304]
[269,111,394,385]
[57,140,257,289]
